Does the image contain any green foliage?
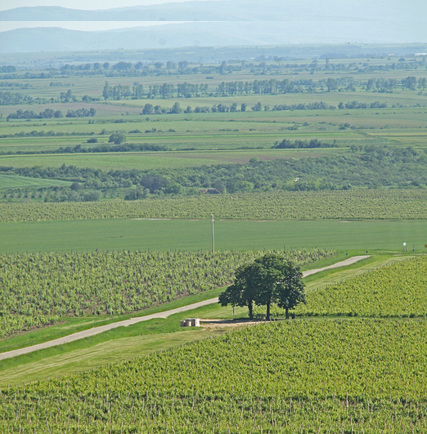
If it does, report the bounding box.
[220,253,305,319]
[273,138,338,149]
[0,248,330,337]
[108,132,126,145]
[297,256,427,317]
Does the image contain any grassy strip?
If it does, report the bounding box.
[0,287,225,354]
[0,302,249,386]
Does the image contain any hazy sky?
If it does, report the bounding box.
[0,0,219,11]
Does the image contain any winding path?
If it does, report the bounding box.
[0,255,369,361]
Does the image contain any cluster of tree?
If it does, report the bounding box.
[361,76,426,92]
[0,65,16,73]
[401,76,426,91]
[101,77,427,104]
[6,108,63,121]
[102,82,144,100]
[44,188,101,203]
[0,91,33,106]
[0,82,31,89]
[142,102,251,114]
[0,130,97,140]
[141,102,184,115]
[272,101,336,111]
[65,108,96,118]
[4,56,425,81]
[100,143,169,152]
[147,83,209,99]
[337,101,388,109]
[365,78,398,92]
[219,254,305,320]
[103,78,327,101]
[140,100,395,117]
[49,81,73,87]
[215,78,318,96]
[59,90,76,103]
[273,139,338,149]
[4,143,169,156]
[6,107,96,121]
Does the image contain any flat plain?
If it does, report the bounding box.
[0,50,426,432]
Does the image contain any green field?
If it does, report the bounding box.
[0,148,336,170]
[0,51,426,430]
[0,255,425,432]
[0,218,425,253]
[0,174,71,189]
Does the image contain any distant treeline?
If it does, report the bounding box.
[6,107,96,120]
[1,75,424,107]
[273,139,338,149]
[0,91,34,106]
[0,146,424,203]
[0,143,170,156]
[140,100,392,115]
[2,57,426,80]
[101,76,427,101]
[0,66,16,73]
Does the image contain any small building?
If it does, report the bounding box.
[180,318,200,327]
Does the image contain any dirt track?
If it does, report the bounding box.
[0,255,370,361]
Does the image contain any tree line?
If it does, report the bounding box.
[6,107,96,121]
[273,139,338,149]
[101,76,427,101]
[1,145,424,203]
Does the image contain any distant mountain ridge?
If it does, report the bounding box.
[1,1,427,22]
[1,1,426,54]
[1,19,427,55]
[0,3,233,21]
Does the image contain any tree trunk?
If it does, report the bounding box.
[285,307,289,319]
[266,300,271,321]
[248,300,253,319]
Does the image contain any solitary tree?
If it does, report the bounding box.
[219,253,305,320]
[108,132,126,145]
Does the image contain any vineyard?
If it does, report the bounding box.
[297,256,427,317]
[0,319,425,432]
[0,255,425,431]
[0,248,332,338]
[0,189,426,223]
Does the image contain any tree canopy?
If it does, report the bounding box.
[108,132,126,145]
[219,253,305,320]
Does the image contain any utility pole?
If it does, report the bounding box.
[211,213,215,254]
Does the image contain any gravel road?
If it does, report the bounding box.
[0,255,370,361]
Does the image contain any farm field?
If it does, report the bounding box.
[0,48,426,431]
[0,248,331,337]
[0,148,335,171]
[1,189,426,222]
[0,256,425,431]
[0,254,399,384]
[0,218,425,254]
